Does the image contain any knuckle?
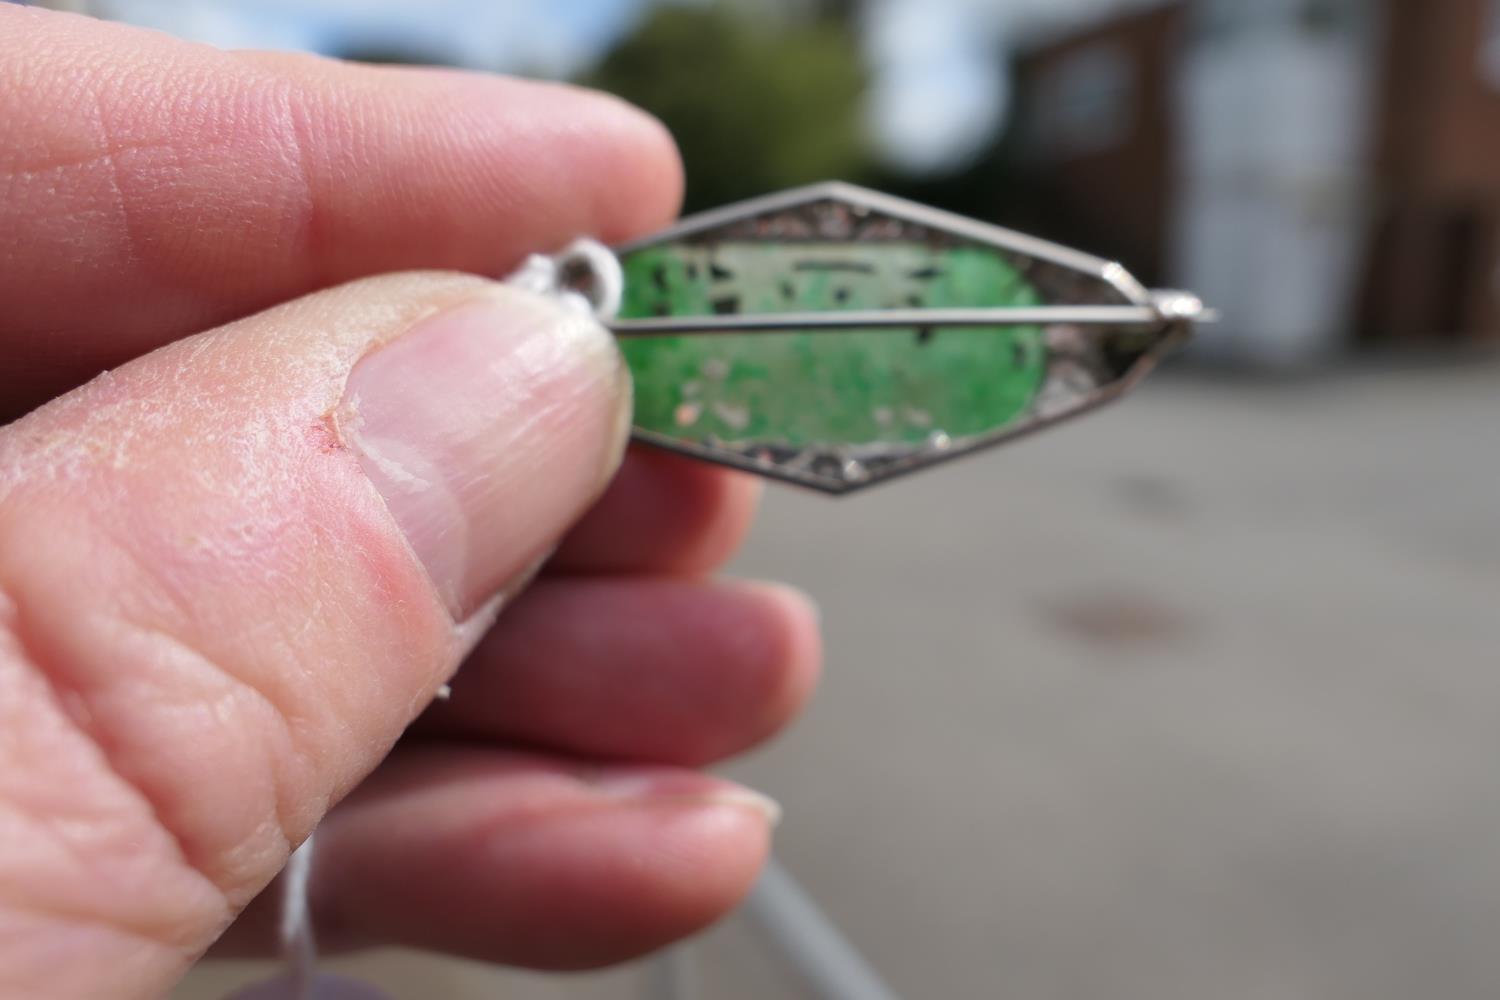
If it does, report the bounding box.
[0,585,232,980]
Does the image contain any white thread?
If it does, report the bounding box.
[504,252,566,299]
[282,833,318,998]
[504,238,623,322]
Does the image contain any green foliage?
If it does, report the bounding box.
[584,4,874,212]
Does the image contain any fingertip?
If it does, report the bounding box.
[533,789,775,969]
[337,282,630,620]
[312,753,775,968]
[687,465,766,573]
[565,85,685,243]
[730,580,824,746]
[429,74,684,250]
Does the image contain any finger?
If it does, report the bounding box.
[0,273,628,998]
[419,577,821,765]
[219,748,778,969]
[0,6,681,416]
[550,448,763,575]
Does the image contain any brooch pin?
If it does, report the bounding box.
[514,182,1211,495]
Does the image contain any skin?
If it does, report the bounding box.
[0,8,822,999]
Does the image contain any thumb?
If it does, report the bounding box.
[0,273,629,995]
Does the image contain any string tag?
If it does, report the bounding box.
[221,834,396,1000]
[504,237,623,321]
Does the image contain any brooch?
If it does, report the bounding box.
[512,182,1211,495]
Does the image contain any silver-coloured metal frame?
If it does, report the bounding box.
[613,181,1146,297]
[607,182,1209,496]
[611,304,1170,334]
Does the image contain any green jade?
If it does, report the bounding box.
[617,242,1048,459]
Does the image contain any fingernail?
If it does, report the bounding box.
[695,786,783,828]
[340,286,630,619]
[593,770,783,828]
[734,579,821,628]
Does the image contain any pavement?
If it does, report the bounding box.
[181,356,1500,999]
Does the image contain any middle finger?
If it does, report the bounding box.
[417,575,821,766]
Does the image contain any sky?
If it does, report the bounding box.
[101,0,646,77]
[862,0,1158,170]
[98,0,1157,173]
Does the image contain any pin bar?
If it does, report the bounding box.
[609,304,1189,336]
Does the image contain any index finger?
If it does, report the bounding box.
[0,6,682,417]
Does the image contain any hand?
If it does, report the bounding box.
[0,8,821,999]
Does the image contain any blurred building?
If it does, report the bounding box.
[1013,0,1500,365]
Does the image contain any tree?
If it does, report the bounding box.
[585,3,874,212]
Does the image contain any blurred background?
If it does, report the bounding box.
[16,0,1500,996]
